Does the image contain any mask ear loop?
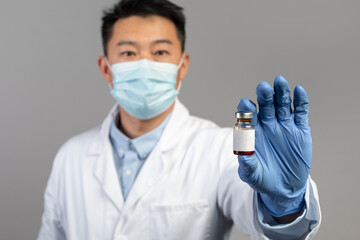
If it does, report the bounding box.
[177,55,184,69]
[105,57,113,91]
[176,80,182,91]
[176,55,184,91]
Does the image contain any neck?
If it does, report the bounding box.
[117,103,175,139]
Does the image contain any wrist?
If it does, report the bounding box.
[272,209,304,224]
[259,184,306,217]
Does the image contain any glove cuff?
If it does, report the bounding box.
[259,184,306,217]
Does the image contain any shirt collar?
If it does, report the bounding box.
[109,108,172,160]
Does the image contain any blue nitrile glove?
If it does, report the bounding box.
[237,75,312,217]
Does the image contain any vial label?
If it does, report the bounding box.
[233,129,255,152]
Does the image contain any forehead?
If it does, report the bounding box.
[109,15,180,46]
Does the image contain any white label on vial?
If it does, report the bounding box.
[233,129,255,151]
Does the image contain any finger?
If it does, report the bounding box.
[238,155,259,187]
[237,98,258,126]
[256,81,276,122]
[274,75,292,121]
[293,85,309,127]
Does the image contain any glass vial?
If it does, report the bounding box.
[233,112,255,155]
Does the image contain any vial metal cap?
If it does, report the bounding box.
[235,112,254,119]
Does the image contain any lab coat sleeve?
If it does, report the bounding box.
[217,159,321,240]
[37,146,67,240]
[255,177,322,239]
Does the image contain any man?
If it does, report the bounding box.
[38,0,321,239]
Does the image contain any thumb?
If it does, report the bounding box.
[237,98,258,126]
[237,154,259,188]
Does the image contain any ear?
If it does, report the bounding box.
[178,52,190,80]
[98,56,113,88]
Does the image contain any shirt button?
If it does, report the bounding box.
[119,149,124,154]
[125,169,132,175]
[141,153,148,159]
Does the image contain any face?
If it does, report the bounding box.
[98,15,190,89]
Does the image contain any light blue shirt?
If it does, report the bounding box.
[109,112,171,200]
[109,110,310,239]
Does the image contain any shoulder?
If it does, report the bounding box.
[187,115,219,130]
[188,115,232,142]
[60,126,100,154]
[52,126,101,169]
[183,114,233,153]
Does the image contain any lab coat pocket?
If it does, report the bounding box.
[149,200,211,240]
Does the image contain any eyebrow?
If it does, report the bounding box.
[116,39,173,47]
[152,39,173,45]
[116,40,137,47]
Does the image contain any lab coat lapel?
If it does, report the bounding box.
[94,141,125,212]
[88,104,125,212]
[122,146,165,212]
[123,99,190,212]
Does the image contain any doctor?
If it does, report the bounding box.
[38,0,321,239]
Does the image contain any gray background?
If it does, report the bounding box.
[1,0,359,239]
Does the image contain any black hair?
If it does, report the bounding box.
[101,0,186,56]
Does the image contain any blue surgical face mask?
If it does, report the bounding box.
[107,57,183,120]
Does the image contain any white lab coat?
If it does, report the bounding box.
[38,99,321,240]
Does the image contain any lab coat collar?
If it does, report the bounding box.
[157,98,190,152]
[109,109,170,161]
[87,98,190,156]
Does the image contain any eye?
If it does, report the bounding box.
[121,51,136,57]
[154,50,169,56]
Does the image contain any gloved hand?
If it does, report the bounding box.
[237,75,312,217]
